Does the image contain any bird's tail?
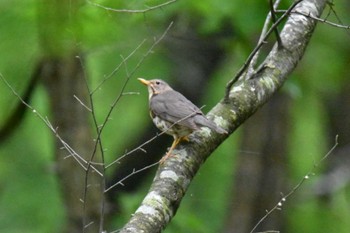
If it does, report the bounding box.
[213,124,228,134]
[210,122,228,134]
[195,116,228,134]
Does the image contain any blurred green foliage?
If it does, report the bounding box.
[0,0,350,232]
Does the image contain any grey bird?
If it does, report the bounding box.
[138,78,227,163]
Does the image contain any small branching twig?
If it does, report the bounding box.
[88,0,177,14]
[225,0,303,100]
[105,132,163,169]
[248,0,282,78]
[91,39,146,95]
[250,135,339,233]
[0,73,103,176]
[326,1,346,28]
[105,161,160,193]
[76,56,108,233]
[269,0,282,47]
[74,94,92,112]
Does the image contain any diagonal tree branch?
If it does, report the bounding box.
[118,0,328,232]
[0,62,41,144]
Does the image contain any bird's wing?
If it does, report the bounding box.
[150,90,203,129]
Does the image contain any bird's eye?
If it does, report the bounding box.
[155,81,161,85]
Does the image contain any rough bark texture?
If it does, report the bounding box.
[119,0,327,232]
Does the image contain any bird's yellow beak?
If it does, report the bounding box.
[138,78,150,86]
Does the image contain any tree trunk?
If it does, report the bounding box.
[37,1,104,231]
[224,93,290,233]
[41,56,103,233]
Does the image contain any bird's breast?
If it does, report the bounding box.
[152,115,193,138]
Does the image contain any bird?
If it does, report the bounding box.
[138,78,227,163]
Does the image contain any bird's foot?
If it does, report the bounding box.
[159,152,173,164]
[181,136,190,142]
[160,137,187,164]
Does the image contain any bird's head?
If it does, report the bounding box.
[138,78,173,99]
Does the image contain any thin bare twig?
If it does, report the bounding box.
[247,0,282,78]
[276,10,350,29]
[88,0,177,14]
[326,1,345,26]
[74,94,92,112]
[120,55,130,77]
[75,55,107,233]
[250,135,339,233]
[0,73,103,176]
[269,0,282,47]
[91,39,146,95]
[105,132,162,169]
[105,161,160,193]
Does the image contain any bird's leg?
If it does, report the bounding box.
[160,137,181,164]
